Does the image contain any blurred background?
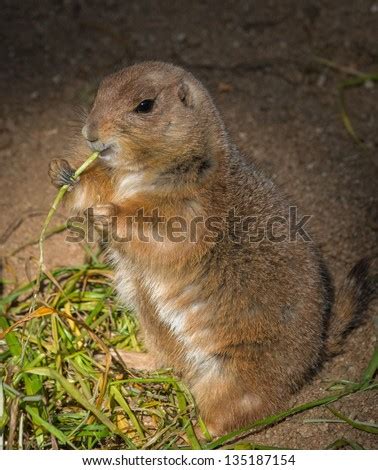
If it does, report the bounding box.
[0,0,377,448]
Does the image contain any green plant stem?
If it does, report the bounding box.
[11,223,67,256]
[36,152,99,292]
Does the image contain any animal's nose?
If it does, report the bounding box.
[82,124,98,142]
[82,123,111,152]
[82,124,109,152]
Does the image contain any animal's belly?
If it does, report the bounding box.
[109,249,138,310]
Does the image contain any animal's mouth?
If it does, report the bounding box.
[99,145,116,161]
[86,139,118,162]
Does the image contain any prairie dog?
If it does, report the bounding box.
[49,62,372,436]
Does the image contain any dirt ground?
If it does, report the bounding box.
[0,0,377,449]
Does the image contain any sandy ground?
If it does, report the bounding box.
[0,0,377,449]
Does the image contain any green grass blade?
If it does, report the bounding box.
[110,385,145,440]
[361,347,378,383]
[0,317,22,356]
[24,367,136,448]
[174,382,202,450]
[327,406,378,434]
[326,438,364,450]
[24,404,74,448]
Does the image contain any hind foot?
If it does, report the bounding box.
[113,350,157,371]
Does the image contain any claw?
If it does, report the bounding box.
[48,159,77,189]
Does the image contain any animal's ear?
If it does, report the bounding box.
[177,80,194,107]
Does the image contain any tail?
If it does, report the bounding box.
[326,257,376,356]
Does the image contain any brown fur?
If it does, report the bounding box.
[49,62,373,436]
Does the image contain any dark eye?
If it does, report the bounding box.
[134,99,154,113]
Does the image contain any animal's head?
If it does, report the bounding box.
[82,62,225,177]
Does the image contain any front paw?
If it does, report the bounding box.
[48,159,78,189]
[112,350,157,371]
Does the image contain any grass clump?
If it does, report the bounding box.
[0,264,202,449]
[0,264,376,449]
